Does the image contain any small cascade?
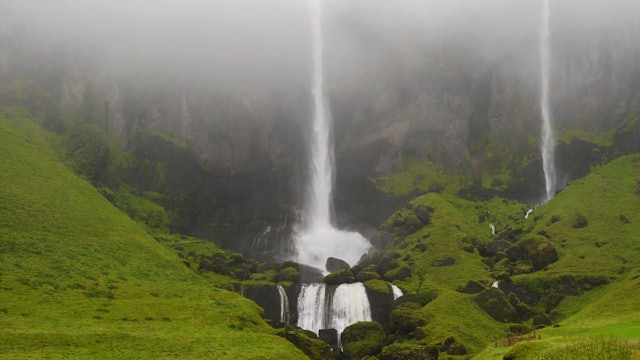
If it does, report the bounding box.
[297,283,327,334]
[525,208,534,219]
[276,284,290,325]
[297,283,371,340]
[391,284,403,301]
[492,281,500,289]
[489,224,496,236]
[329,283,372,338]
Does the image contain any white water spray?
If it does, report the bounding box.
[297,283,371,339]
[540,0,556,202]
[391,284,403,301]
[276,285,290,325]
[295,0,371,270]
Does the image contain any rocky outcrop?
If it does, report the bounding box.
[341,321,386,359]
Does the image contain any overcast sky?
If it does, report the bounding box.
[2,0,639,89]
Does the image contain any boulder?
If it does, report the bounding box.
[380,343,438,360]
[323,269,355,285]
[318,329,339,350]
[506,236,558,271]
[390,302,427,333]
[356,271,382,282]
[341,322,386,359]
[457,280,486,294]
[383,265,411,282]
[473,288,518,323]
[276,267,301,283]
[325,257,350,273]
[415,204,435,225]
[533,313,552,327]
[276,326,337,360]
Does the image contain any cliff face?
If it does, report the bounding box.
[1,7,639,254]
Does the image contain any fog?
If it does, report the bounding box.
[3,0,639,92]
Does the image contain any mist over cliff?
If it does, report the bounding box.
[1,0,639,253]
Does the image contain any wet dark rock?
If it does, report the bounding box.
[380,343,438,360]
[365,282,394,328]
[473,288,518,323]
[325,257,350,273]
[318,329,339,350]
[457,280,486,294]
[276,325,337,360]
[341,322,386,359]
[323,269,355,285]
[243,284,280,322]
[298,264,326,283]
[619,214,630,223]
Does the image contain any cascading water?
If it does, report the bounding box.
[294,0,371,271]
[297,283,371,340]
[276,284,290,325]
[391,284,403,301]
[540,0,556,202]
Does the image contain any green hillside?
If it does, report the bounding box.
[0,108,306,359]
[372,154,640,358]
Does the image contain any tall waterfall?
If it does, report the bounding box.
[297,283,371,338]
[540,0,556,202]
[294,0,371,270]
[276,285,290,325]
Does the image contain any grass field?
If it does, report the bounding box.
[0,108,306,359]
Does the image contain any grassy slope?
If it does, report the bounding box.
[474,154,640,359]
[380,155,640,358]
[0,109,306,359]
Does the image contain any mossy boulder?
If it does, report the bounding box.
[325,257,350,273]
[364,279,391,295]
[457,280,487,294]
[473,288,518,323]
[390,302,427,333]
[380,343,438,360]
[277,266,301,283]
[383,265,412,282]
[533,313,552,327]
[506,236,558,271]
[276,325,337,360]
[324,269,355,285]
[341,321,386,359]
[356,271,382,282]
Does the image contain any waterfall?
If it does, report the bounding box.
[297,283,327,334]
[540,0,556,202]
[294,0,371,270]
[391,284,403,301]
[276,285,290,325]
[297,283,371,339]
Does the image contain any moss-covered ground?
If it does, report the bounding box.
[0,109,307,359]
